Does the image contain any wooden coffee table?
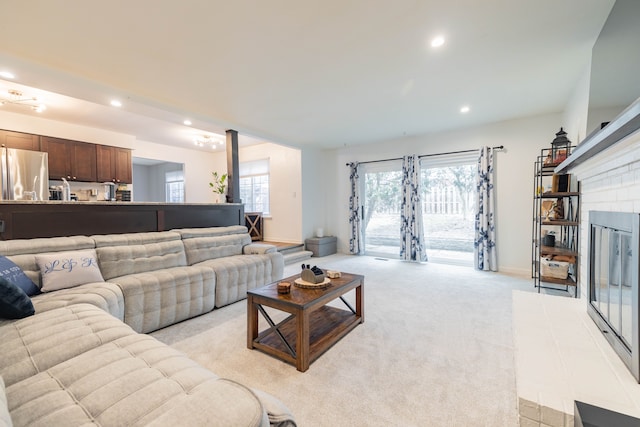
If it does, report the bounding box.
[247,272,364,372]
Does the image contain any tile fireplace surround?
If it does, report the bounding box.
[515,103,640,426]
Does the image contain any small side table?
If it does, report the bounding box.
[305,236,337,257]
[245,212,263,241]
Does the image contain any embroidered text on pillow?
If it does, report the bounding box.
[42,256,99,274]
[35,250,105,292]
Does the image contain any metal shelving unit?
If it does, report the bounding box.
[532,147,580,297]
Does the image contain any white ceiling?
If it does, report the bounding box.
[0,1,616,150]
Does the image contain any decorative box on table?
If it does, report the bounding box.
[305,236,337,257]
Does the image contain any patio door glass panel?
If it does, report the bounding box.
[420,152,477,265]
[361,160,402,258]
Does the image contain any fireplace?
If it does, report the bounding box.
[587,211,640,381]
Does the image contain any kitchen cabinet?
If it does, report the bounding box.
[0,129,40,151]
[97,145,132,184]
[531,147,580,297]
[40,136,97,182]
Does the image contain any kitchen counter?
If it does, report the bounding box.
[0,202,244,240]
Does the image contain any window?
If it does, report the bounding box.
[240,159,270,214]
[165,170,184,203]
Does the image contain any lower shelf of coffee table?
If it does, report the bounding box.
[253,305,362,367]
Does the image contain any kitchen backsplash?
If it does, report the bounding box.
[49,180,131,202]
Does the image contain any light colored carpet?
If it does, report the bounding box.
[151,254,536,426]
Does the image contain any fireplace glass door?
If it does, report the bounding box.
[591,226,633,351]
[588,211,640,381]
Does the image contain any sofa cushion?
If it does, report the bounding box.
[195,253,284,307]
[0,236,96,291]
[0,257,39,297]
[111,265,215,333]
[31,282,125,320]
[93,232,188,280]
[35,249,104,292]
[6,334,268,427]
[0,278,34,320]
[182,233,252,265]
[175,225,248,239]
[0,376,11,427]
[0,304,135,387]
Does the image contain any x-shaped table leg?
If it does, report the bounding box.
[257,304,296,358]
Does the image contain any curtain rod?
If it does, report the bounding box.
[345,145,505,166]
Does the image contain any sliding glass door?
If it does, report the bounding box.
[420,152,476,265]
[359,153,476,264]
[361,161,402,257]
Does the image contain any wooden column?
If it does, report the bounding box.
[225,129,241,203]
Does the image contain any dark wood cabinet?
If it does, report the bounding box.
[96,144,114,182]
[97,145,132,184]
[41,136,69,179]
[4,130,132,184]
[115,147,132,184]
[41,136,97,182]
[72,141,98,182]
[0,130,40,151]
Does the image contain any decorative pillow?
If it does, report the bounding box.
[35,249,104,292]
[0,276,35,319]
[0,256,40,296]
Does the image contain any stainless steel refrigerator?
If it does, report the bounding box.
[1,147,49,201]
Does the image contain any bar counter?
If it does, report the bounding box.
[0,201,244,240]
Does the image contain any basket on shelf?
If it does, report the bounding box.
[541,258,569,279]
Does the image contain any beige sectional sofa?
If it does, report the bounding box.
[177,227,284,308]
[0,226,293,427]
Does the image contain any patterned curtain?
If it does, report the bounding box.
[400,155,427,262]
[474,146,497,271]
[348,162,363,254]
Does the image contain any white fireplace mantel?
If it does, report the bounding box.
[556,95,640,175]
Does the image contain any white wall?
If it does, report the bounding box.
[132,164,152,201]
[239,142,302,243]
[132,162,183,202]
[301,147,335,240]
[0,109,135,148]
[322,113,564,275]
[562,63,592,144]
[131,140,223,203]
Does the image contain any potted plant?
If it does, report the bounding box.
[209,172,227,203]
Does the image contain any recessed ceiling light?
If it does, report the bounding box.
[110,100,122,107]
[460,105,470,113]
[183,119,192,126]
[431,36,445,48]
[0,71,15,79]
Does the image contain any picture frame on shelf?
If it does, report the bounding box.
[551,174,570,192]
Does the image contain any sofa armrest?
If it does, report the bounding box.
[243,244,277,255]
[0,376,11,427]
[251,388,297,427]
